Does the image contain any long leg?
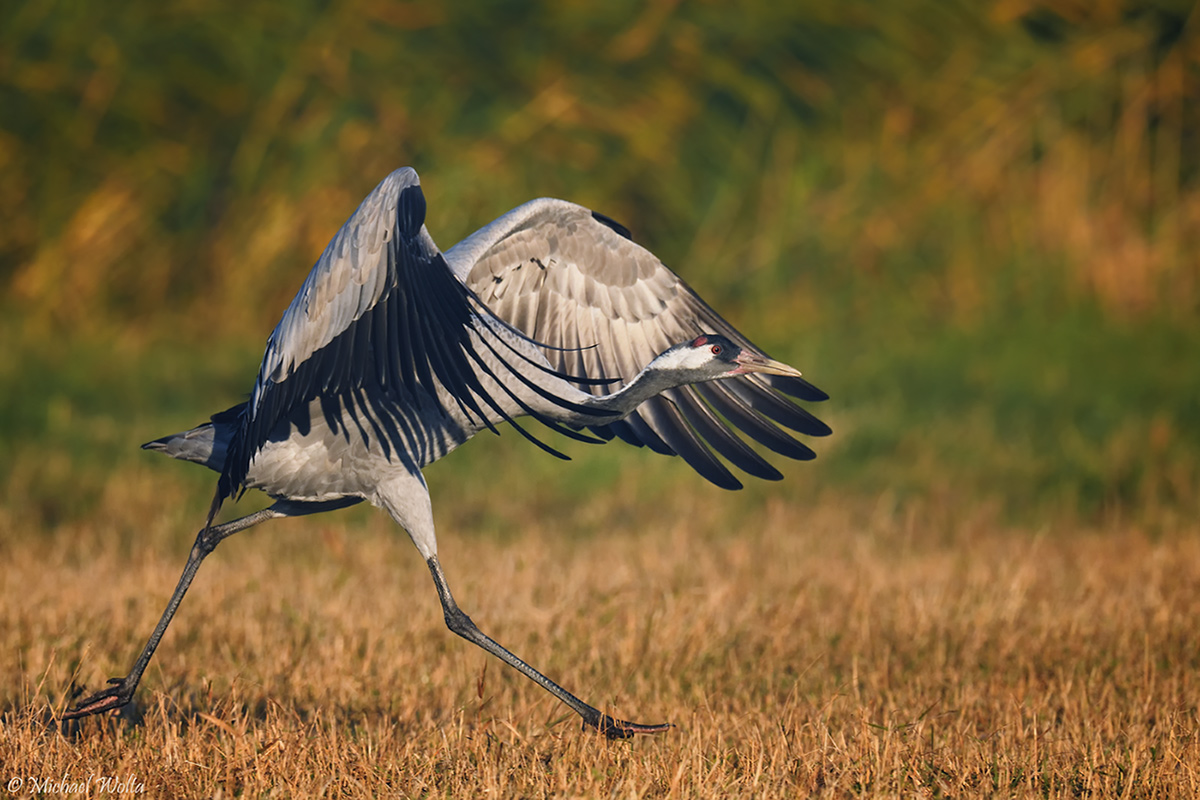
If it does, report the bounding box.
[61,498,359,721]
[426,555,672,739]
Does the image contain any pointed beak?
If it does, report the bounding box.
[733,352,803,378]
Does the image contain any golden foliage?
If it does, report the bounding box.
[2,0,1198,334]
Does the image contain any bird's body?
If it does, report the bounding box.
[65,167,829,736]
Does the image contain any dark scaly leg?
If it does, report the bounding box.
[62,498,360,721]
[426,555,672,739]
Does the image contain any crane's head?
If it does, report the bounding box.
[655,334,803,381]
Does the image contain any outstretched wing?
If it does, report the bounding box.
[219,169,599,501]
[448,199,831,490]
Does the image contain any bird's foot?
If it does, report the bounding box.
[61,677,136,721]
[583,710,673,740]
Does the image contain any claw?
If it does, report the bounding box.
[585,712,674,740]
[61,679,135,721]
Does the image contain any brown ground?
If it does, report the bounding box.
[3,486,1198,798]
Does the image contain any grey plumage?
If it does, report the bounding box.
[64,167,829,738]
[450,197,829,488]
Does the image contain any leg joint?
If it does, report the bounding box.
[443,605,476,637]
[193,525,223,557]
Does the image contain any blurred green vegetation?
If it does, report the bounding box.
[2,0,1198,529]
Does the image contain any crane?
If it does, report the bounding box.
[62,167,830,738]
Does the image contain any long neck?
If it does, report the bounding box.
[587,360,695,419]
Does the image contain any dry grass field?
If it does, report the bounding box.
[3,478,1197,798]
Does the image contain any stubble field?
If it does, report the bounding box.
[3,476,1197,798]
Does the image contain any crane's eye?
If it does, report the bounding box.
[710,344,722,355]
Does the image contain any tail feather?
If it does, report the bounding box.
[143,403,243,474]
